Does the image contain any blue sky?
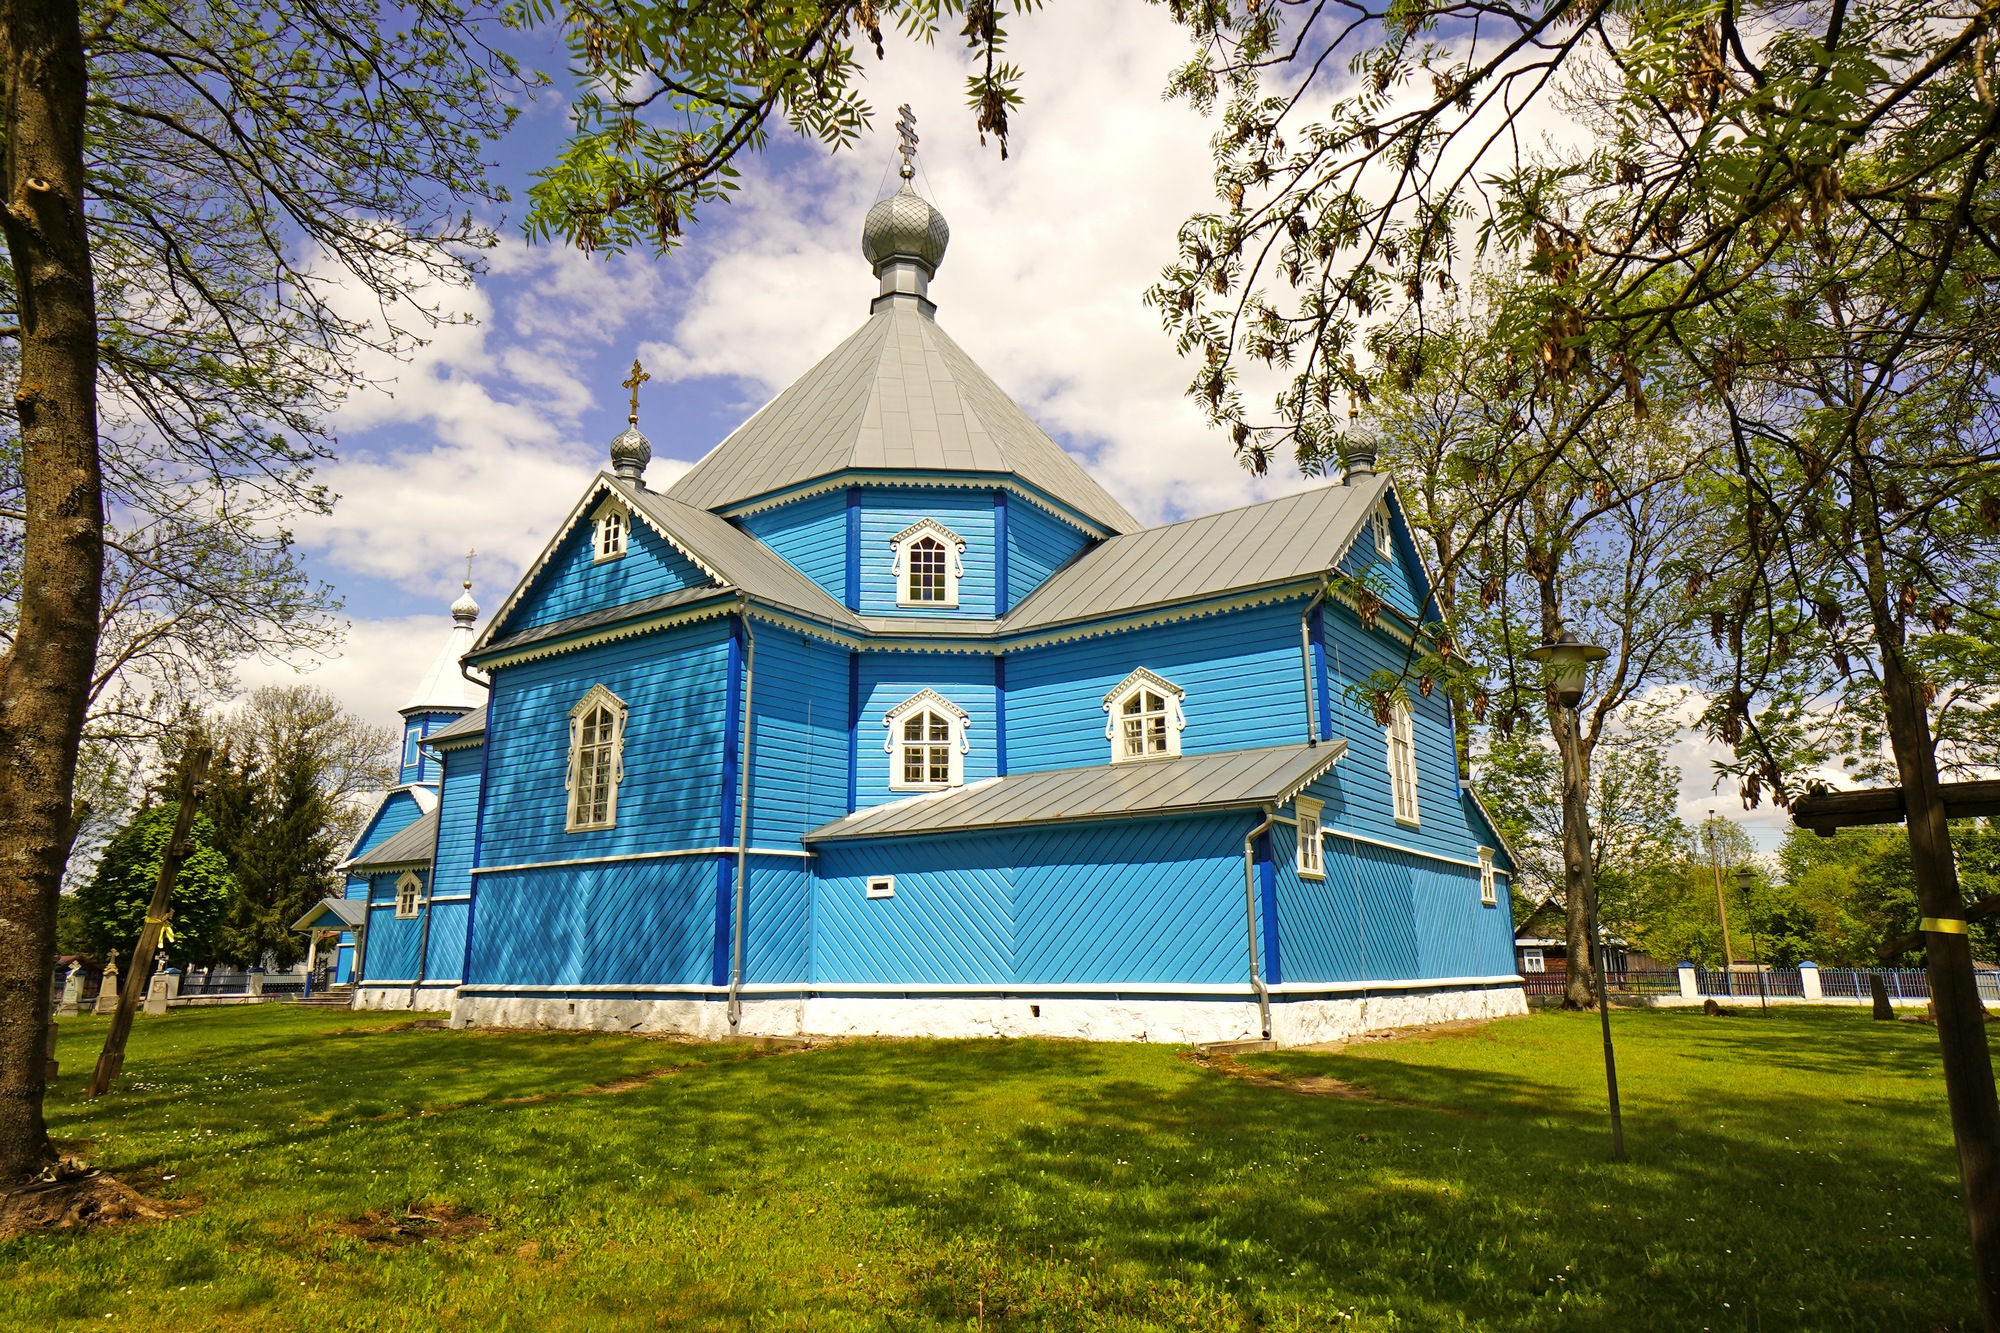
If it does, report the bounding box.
[237,0,1778,841]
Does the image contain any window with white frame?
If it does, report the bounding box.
[883,690,970,791]
[592,496,630,562]
[866,875,896,899]
[890,519,966,608]
[1296,797,1325,879]
[566,684,629,831]
[1479,847,1497,905]
[1386,699,1419,825]
[1372,504,1393,557]
[394,871,422,920]
[1102,668,1187,762]
[1521,948,1545,974]
[402,726,421,772]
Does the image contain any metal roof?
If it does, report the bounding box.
[401,592,486,715]
[480,587,730,658]
[291,897,368,932]
[662,304,1139,533]
[805,741,1346,842]
[1001,477,1389,632]
[347,807,438,871]
[426,704,487,746]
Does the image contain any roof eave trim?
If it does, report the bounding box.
[714,469,1121,537]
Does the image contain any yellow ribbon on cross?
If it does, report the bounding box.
[1922,917,1969,935]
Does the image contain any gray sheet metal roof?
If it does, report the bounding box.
[347,808,438,871]
[480,587,731,658]
[805,741,1346,842]
[661,305,1139,533]
[292,897,368,932]
[1001,477,1389,633]
[426,704,487,746]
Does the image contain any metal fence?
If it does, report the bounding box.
[1522,968,1683,996]
[1523,964,2000,1003]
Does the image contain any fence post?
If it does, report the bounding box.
[1678,961,1698,1000]
[1800,961,1822,1001]
[247,969,265,999]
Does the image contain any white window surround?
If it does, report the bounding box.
[394,871,422,920]
[1386,699,1420,826]
[1296,796,1325,880]
[1479,847,1497,905]
[890,518,966,608]
[1102,668,1187,763]
[1372,503,1393,557]
[866,875,896,899]
[566,684,630,832]
[1522,948,1545,974]
[402,727,421,770]
[591,495,631,563]
[882,689,971,791]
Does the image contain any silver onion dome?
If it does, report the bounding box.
[862,173,950,276]
[450,581,480,624]
[610,423,652,483]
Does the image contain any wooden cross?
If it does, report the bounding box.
[897,104,919,172]
[463,548,476,589]
[621,358,651,424]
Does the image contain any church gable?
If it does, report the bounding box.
[1336,486,1438,626]
[494,487,715,640]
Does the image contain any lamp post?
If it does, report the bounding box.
[1738,864,1769,1013]
[1527,629,1622,1161]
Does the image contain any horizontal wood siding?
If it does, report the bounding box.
[433,747,481,895]
[738,489,848,603]
[857,487,996,618]
[1006,501,1092,603]
[747,627,851,842]
[1338,497,1430,623]
[349,790,427,861]
[503,511,709,634]
[1004,601,1309,773]
[813,835,1014,984]
[854,653,999,808]
[466,858,717,986]
[1012,815,1248,985]
[480,619,732,865]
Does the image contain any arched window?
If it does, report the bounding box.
[890,519,966,608]
[1102,668,1187,763]
[593,497,630,562]
[567,684,630,830]
[882,690,970,791]
[394,871,422,920]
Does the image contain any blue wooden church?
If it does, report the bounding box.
[302,163,1525,1044]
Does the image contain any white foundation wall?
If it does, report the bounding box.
[447,984,1528,1044]
[354,984,459,1013]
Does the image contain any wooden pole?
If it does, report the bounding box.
[86,744,210,1098]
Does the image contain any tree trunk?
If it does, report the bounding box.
[1552,696,1598,1010]
[1881,645,2000,1326]
[0,0,102,1185]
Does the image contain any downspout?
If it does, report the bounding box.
[727,601,757,1029]
[409,736,445,1008]
[1299,578,1330,745]
[1242,804,1277,1040]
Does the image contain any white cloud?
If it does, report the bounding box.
[234,615,469,735]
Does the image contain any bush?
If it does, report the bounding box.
[76,803,237,966]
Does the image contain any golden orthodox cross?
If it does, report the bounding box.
[622,358,651,424]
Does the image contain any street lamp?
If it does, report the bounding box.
[1526,629,1623,1161]
[1738,864,1769,1013]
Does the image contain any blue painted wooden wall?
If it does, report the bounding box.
[745,626,851,841]
[736,489,848,603]
[1004,499,1093,605]
[478,618,732,866]
[852,652,999,807]
[501,501,710,635]
[856,487,996,618]
[467,857,719,987]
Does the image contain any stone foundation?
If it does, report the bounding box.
[446,982,1528,1045]
[354,983,460,1013]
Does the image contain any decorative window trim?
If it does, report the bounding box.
[1521,948,1545,974]
[890,518,966,608]
[1479,847,1497,905]
[402,727,422,771]
[394,871,422,920]
[1296,796,1326,880]
[591,495,631,563]
[1102,667,1187,763]
[566,684,630,831]
[1386,699,1420,826]
[1372,503,1393,558]
[866,875,896,899]
[882,689,971,791]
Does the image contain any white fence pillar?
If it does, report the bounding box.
[1800,961,1823,1000]
[246,970,265,998]
[1678,961,1698,999]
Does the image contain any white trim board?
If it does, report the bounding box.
[471,846,814,875]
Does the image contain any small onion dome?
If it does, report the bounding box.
[862,175,950,276]
[610,422,652,482]
[450,582,479,625]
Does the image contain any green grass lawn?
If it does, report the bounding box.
[0,1004,1979,1331]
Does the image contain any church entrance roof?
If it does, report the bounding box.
[663,302,1140,534]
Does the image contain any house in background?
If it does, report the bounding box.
[301,159,1526,1045]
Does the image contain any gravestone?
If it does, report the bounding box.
[92,955,120,1015]
[58,965,83,1018]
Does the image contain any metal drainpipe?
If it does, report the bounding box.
[409,736,445,1009]
[1242,804,1277,1040]
[1299,580,1329,746]
[727,603,757,1029]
